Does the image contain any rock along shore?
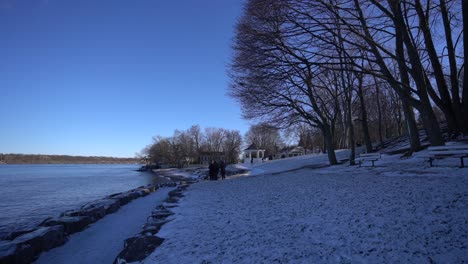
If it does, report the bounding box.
[113,181,195,264]
[0,182,177,264]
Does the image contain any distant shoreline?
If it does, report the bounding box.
[0,153,139,165]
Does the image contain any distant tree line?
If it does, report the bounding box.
[0,154,138,164]
[229,0,465,165]
[140,125,242,167]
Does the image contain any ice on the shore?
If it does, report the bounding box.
[35,188,173,264]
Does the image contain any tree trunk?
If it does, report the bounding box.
[393,18,421,152]
[402,100,421,152]
[374,76,384,146]
[357,77,373,153]
[390,0,444,146]
[395,97,403,136]
[440,0,464,134]
[322,134,327,154]
[355,0,444,145]
[414,0,462,135]
[418,103,445,146]
[462,0,468,133]
[322,126,338,165]
[347,102,356,165]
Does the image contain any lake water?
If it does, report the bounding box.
[0,164,159,239]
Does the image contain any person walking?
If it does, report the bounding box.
[213,160,219,180]
[208,160,216,180]
[220,160,226,180]
[208,160,219,181]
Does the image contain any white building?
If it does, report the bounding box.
[243,143,265,164]
[275,146,305,159]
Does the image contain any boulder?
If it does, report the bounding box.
[97,199,121,214]
[81,202,107,219]
[109,193,132,206]
[0,240,34,264]
[162,202,178,208]
[0,226,65,264]
[41,216,91,235]
[164,196,179,204]
[136,184,158,196]
[137,188,151,197]
[87,199,120,217]
[179,181,194,187]
[13,225,65,252]
[140,225,160,235]
[154,208,173,215]
[109,192,123,198]
[3,228,36,241]
[149,210,174,220]
[127,191,141,200]
[154,205,167,211]
[62,202,108,222]
[114,235,164,264]
[168,189,184,198]
[146,184,158,192]
[110,191,140,206]
[141,219,170,235]
[159,182,176,188]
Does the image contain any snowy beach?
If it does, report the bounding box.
[142,153,467,263]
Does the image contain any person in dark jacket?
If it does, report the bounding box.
[208,160,219,180]
[208,160,214,180]
[220,160,226,180]
[213,160,219,180]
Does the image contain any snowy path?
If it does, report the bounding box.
[143,156,467,263]
[35,187,172,264]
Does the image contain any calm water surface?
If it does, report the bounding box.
[0,164,159,239]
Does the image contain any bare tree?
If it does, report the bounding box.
[350,0,464,141]
[189,125,203,162]
[232,0,463,166]
[245,123,284,157]
[144,125,243,166]
[203,127,225,154]
[223,130,243,164]
[145,136,172,165]
[230,0,345,165]
[412,0,465,134]
[294,0,459,145]
[172,129,196,167]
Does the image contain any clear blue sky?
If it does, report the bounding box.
[0,0,249,157]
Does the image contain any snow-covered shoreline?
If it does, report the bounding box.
[36,187,174,264]
[4,150,465,263]
[142,152,467,263]
[0,180,176,263]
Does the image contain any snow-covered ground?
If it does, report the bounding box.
[143,150,467,263]
[35,187,173,264]
[233,149,350,176]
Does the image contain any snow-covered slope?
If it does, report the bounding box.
[234,149,350,176]
[143,150,468,263]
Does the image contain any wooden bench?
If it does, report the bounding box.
[357,153,381,167]
[426,144,468,168]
